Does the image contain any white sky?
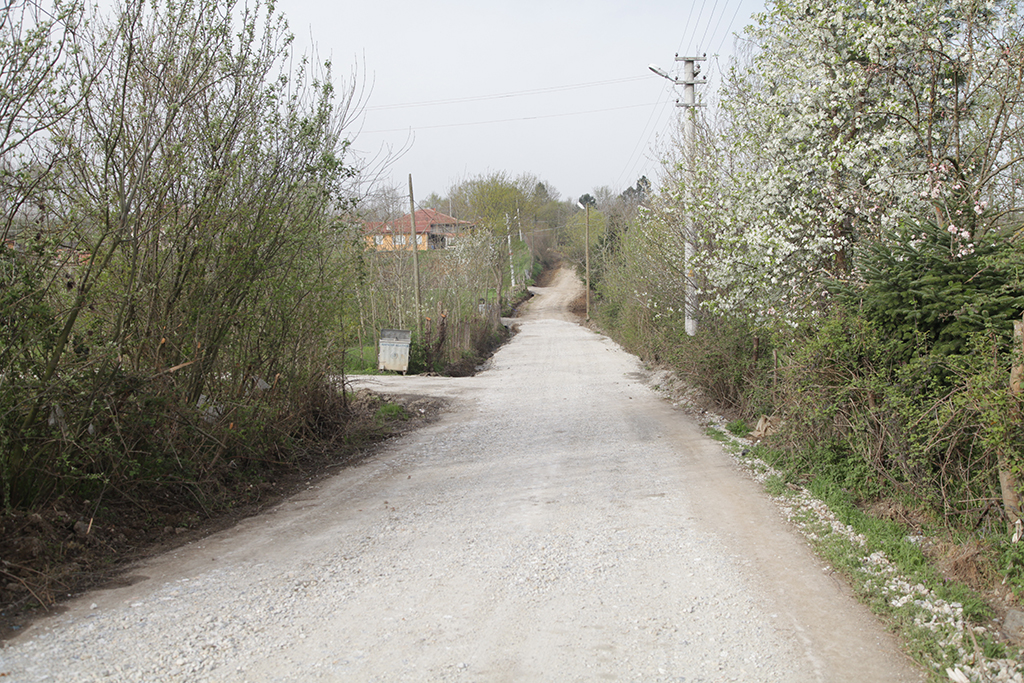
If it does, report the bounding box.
[277,0,767,203]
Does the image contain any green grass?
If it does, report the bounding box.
[752,442,992,621]
[819,484,990,621]
[373,403,407,424]
[739,442,1017,679]
[763,474,788,497]
[726,419,750,437]
[793,507,1002,678]
[704,426,727,442]
[998,537,1024,600]
[344,345,379,374]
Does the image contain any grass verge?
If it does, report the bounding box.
[700,423,1023,682]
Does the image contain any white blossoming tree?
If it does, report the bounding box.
[597,0,1024,527]
[688,0,1024,323]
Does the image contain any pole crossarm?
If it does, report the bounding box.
[673,54,706,109]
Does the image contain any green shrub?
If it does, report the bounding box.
[998,536,1024,599]
[667,315,778,417]
[838,219,1024,363]
[726,419,750,437]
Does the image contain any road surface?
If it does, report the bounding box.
[0,267,922,682]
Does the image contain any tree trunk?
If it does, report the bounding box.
[1001,316,1024,533]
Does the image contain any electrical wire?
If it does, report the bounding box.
[717,0,749,56]
[361,101,662,134]
[679,0,710,56]
[373,2,761,197]
[699,0,723,54]
[627,2,714,192]
[614,82,679,190]
[619,0,754,193]
[364,76,648,112]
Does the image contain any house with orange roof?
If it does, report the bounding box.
[364,209,473,251]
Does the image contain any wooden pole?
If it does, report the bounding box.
[585,204,590,320]
[408,174,422,339]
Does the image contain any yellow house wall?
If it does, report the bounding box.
[365,233,428,251]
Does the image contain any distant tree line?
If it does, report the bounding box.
[353,172,577,373]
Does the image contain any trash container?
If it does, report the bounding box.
[378,329,412,373]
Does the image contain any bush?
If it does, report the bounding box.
[839,219,1024,363]
[671,315,778,417]
[771,306,1022,532]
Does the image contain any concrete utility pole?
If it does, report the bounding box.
[506,213,516,289]
[576,200,591,320]
[676,54,705,337]
[408,174,422,338]
[650,55,705,336]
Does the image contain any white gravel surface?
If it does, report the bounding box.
[0,269,922,682]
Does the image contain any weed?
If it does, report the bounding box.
[998,536,1024,600]
[373,403,407,424]
[343,345,380,375]
[763,474,787,497]
[704,427,727,442]
[726,419,750,437]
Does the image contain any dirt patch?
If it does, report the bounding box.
[508,288,535,318]
[933,540,992,589]
[923,538,1010,603]
[865,499,928,534]
[568,290,588,317]
[0,390,447,641]
[639,363,727,418]
[443,355,480,377]
[532,267,558,287]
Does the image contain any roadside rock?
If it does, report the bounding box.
[1004,609,1024,646]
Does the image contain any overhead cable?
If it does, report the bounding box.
[362,102,661,134]
[365,76,649,111]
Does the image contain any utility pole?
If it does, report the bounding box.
[584,202,591,320]
[576,199,591,320]
[676,53,705,337]
[408,174,422,339]
[506,213,516,289]
[650,55,705,336]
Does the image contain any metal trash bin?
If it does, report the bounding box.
[378,329,412,373]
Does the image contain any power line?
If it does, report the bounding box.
[620,1,755,195]
[632,0,723,191]
[362,101,662,134]
[624,105,675,190]
[614,82,678,191]
[641,5,701,191]
[678,0,710,56]
[717,0,749,56]
[699,0,723,53]
[365,76,648,112]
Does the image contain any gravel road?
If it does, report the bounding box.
[0,268,923,682]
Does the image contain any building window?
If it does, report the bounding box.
[374,235,384,245]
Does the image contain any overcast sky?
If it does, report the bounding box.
[277,0,767,204]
